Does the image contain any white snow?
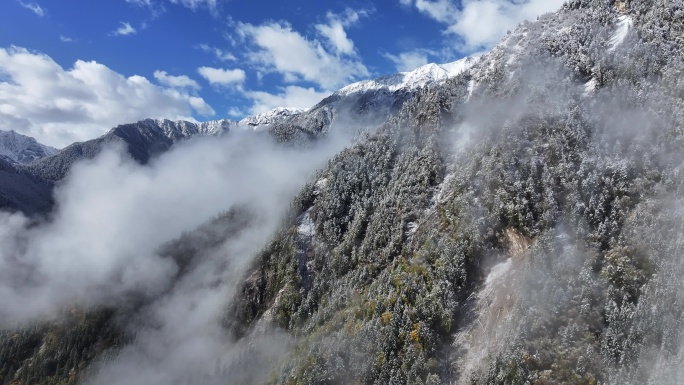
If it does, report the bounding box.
[238,107,303,128]
[440,56,480,77]
[138,118,235,141]
[0,130,58,164]
[130,107,305,143]
[337,56,478,96]
[313,178,328,195]
[609,15,633,51]
[298,210,316,237]
[467,79,476,100]
[583,78,597,96]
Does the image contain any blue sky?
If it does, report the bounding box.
[0,0,565,147]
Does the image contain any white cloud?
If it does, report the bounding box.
[227,107,244,118]
[402,0,566,51]
[59,35,74,43]
[186,95,214,116]
[125,0,165,16]
[384,50,430,72]
[19,1,45,16]
[0,46,215,147]
[237,20,369,90]
[314,8,367,56]
[153,70,200,90]
[197,66,245,87]
[113,21,137,36]
[316,21,355,55]
[197,44,236,62]
[245,86,330,114]
[170,0,218,13]
[413,0,457,23]
[126,0,219,15]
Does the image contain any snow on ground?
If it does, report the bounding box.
[313,178,328,195]
[297,209,315,237]
[440,56,479,76]
[584,78,597,96]
[609,15,633,51]
[466,79,476,100]
[337,56,478,96]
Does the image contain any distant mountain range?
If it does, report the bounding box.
[0,58,475,215]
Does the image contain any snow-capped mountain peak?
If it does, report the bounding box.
[0,130,58,164]
[238,107,304,128]
[336,56,478,96]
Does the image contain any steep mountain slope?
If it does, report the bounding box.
[226,1,684,384]
[0,130,57,164]
[0,157,53,215]
[3,0,684,384]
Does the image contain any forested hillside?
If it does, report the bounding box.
[2,0,684,384]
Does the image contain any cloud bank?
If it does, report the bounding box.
[0,47,214,147]
[0,127,351,325]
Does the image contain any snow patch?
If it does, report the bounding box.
[609,15,633,51]
[584,78,597,96]
[313,178,328,195]
[298,210,316,237]
[466,79,476,100]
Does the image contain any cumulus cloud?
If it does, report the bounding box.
[384,50,430,72]
[314,8,368,56]
[153,70,201,90]
[246,85,330,114]
[113,21,137,36]
[0,46,215,147]
[197,66,246,87]
[236,17,369,90]
[18,1,45,16]
[402,0,566,51]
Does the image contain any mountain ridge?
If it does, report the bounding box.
[0,130,58,164]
